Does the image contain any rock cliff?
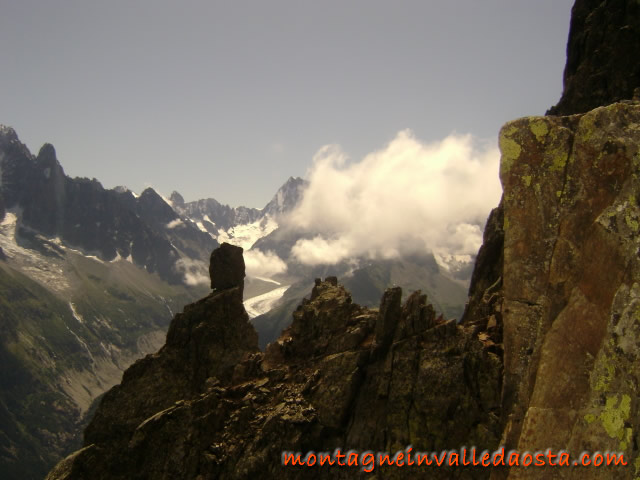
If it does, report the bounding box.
[547,0,640,116]
[494,101,640,479]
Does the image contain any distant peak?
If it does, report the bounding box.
[285,176,304,185]
[0,125,18,141]
[37,144,59,166]
[138,187,171,206]
[261,176,308,216]
[35,142,65,176]
[169,191,185,208]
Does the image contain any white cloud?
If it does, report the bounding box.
[244,249,287,278]
[174,257,209,286]
[287,130,501,266]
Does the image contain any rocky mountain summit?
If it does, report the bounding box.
[171,176,307,249]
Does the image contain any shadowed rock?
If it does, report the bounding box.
[548,0,640,115]
[209,242,245,294]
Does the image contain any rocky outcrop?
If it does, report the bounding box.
[209,242,245,293]
[47,246,502,479]
[548,0,640,115]
[491,100,640,479]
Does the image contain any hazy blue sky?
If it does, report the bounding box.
[1,1,574,207]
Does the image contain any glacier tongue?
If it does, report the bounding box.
[243,285,289,318]
[216,215,278,250]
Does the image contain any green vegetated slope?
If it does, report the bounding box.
[0,256,207,480]
[252,256,467,349]
[0,263,81,480]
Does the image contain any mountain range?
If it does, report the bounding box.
[0,122,471,477]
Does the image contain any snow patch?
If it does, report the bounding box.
[64,246,105,264]
[252,276,281,286]
[244,285,289,318]
[69,302,84,324]
[1,211,16,227]
[166,218,183,229]
[65,325,96,365]
[0,210,71,293]
[216,215,278,250]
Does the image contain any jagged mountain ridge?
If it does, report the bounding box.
[0,127,217,285]
[170,176,307,249]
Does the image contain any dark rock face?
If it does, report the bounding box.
[209,242,245,293]
[548,0,640,115]
[462,199,504,326]
[136,187,179,225]
[47,279,501,480]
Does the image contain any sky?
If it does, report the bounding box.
[1,0,574,208]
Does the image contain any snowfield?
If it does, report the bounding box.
[243,285,289,318]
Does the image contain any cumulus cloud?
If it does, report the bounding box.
[174,257,209,286]
[287,130,501,266]
[244,249,288,278]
